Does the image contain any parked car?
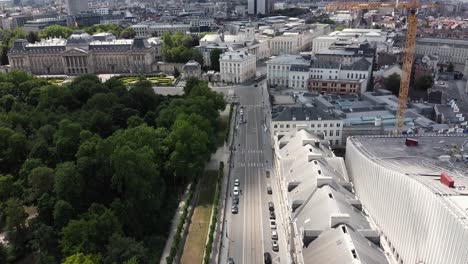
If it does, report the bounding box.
[269,211,276,220]
[232,197,239,205]
[272,240,279,251]
[234,178,240,187]
[228,257,235,264]
[268,202,274,211]
[231,205,238,214]
[267,186,272,194]
[264,252,272,264]
[233,186,239,196]
[266,171,270,178]
[270,220,277,229]
[272,230,278,240]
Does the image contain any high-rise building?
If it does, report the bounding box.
[248,0,271,15]
[65,0,89,16]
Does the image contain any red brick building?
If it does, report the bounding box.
[308,79,364,94]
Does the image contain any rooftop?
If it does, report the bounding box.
[272,107,340,122]
[348,135,468,225]
[266,54,310,65]
[277,130,389,264]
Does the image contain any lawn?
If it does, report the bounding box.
[180,170,218,264]
[46,78,66,85]
[118,74,176,86]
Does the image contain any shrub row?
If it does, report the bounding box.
[203,161,224,264]
[166,182,196,264]
[224,104,235,142]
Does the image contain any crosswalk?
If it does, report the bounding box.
[239,162,265,168]
[242,104,263,108]
[239,149,263,154]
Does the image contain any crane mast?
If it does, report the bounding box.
[325,1,436,133]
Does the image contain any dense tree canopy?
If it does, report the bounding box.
[384,73,401,95]
[0,71,225,263]
[210,48,223,72]
[38,25,74,39]
[415,75,434,91]
[162,32,204,65]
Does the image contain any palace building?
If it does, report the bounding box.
[8,30,160,75]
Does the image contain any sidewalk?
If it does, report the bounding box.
[159,184,192,264]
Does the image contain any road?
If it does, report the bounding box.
[220,82,288,264]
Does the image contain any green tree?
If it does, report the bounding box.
[104,233,149,264]
[54,119,82,162]
[127,115,144,128]
[191,49,204,65]
[60,204,121,256]
[63,253,101,264]
[30,223,59,259]
[54,162,83,206]
[5,198,27,231]
[53,200,75,228]
[0,243,7,264]
[120,27,136,39]
[39,25,73,39]
[28,166,54,201]
[210,48,223,72]
[128,80,160,115]
[0,174,23,201]
[26,31,40,43]
[383,73,401,95]
[447,62,454,72]
[415,75,434,91]
[335,25,346,31]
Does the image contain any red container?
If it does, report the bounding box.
[440,172,454,188]
[405,138,419,146]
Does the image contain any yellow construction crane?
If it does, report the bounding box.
[326,1,437,134]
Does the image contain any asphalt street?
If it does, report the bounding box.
[221,82,287,264]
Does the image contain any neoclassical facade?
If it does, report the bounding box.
[8,30,159,75]
[220,51,256,84]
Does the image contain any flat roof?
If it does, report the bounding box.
[348,135,468,223]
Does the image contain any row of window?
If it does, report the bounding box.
[274,123,341,129]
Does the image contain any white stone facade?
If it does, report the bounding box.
[8,31,158,75]
[272,119,344,146]
[266,54,310,87]
[416,38,468,65]
[220,51,256,84]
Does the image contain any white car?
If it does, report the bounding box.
[234,178,240,186]
[233,186,239,196]
[271,230,278,240]
[272,240,279,251]
[270,220,277,230]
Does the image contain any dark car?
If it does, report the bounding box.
[267,186,272,194]
[254,84,258,87]
[233,197,239,205]
[228,257,235,264]
[268,202,274,211]
[264,252,272,264]
[231,205,238,214]
[269,211,276,220]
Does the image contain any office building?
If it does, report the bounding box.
[346,135,468,264]
[65,0,89,16]
[273,129,389,264]
[219,51,256,84]
[248,0,271,15]
[416,38,468,65]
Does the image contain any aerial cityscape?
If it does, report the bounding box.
[0,0,466,264]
